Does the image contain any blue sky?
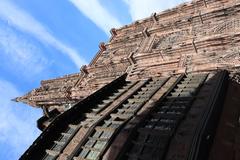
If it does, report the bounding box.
[0,0,189,159]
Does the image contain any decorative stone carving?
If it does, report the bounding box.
[212,19,240,34]
[152,30,190,50]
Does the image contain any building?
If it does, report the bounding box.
[17,0,240,159]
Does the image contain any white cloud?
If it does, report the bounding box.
[0,0,86,68]
[124,0,191,20]
[0,25,48,77]
[0,79,41,159]
[69,0,122,35]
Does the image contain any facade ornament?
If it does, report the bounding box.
[151,12,158,23]
[142,27,150,38]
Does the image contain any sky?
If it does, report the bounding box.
[0,0,190,159]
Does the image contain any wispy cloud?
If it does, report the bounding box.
[0,24,48,77]
[123,0,190,20]
[0,0,86,68]
[69,0,122,35]
[0,79,41,159]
